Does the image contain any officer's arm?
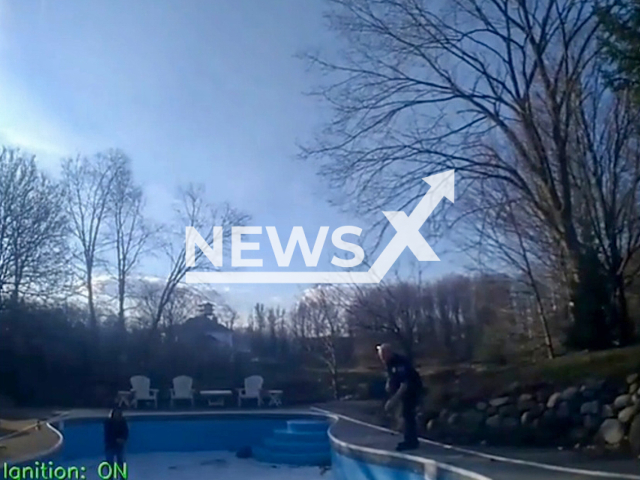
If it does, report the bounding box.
[388,366,409,405]
[390,383,408,403]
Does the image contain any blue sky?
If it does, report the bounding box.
[0,0,463,315]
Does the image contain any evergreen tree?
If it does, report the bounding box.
[599,0,640,101]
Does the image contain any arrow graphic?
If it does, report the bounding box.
[185,170,455,284]
[367,169,455,282]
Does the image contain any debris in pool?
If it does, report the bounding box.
[320,466,331,475]
[200,458,228,466]
[236,446,252,458]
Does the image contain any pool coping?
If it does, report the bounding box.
[311,407,640,480]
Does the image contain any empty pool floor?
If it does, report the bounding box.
[55,451,329,480]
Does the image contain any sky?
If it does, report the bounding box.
[0,0,464,317]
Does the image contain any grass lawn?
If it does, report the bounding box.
[334,344,640,404]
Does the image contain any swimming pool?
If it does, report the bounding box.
[1,411,489,480]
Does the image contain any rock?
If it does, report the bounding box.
[614,394,631,410]
[527,403,544,418]
[518,393,533,403]
[547,392,562,409]
[505,382,521,395]
[490,397,511,408]
[560,386,579,401]
[569,427,589,444]
[618,405,639,424]
[476,402,488,412]
[486,415,501,429]
[599,419,624,445]
[502,417,519,429]
[584,378,606,391]
[459,410,484,430]
[602,404,615,418]
[541,409,556,425]
[499,404,519,418]
[517,399,537,413]
[520,410,542,425]
[583,414,601,432]
[629,415,640,457]
[447,413,460,426]
[580,388,596,400]
[535,390,550,404]
[557,402,571,419]
[630,383,639,396]
[627,373,639,385]
[439,410,449,420]
[486,405,497,416]
[580,401,600,415]
[571,413,583,426]
[427,419,438,431]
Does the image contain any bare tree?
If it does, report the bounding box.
[0,148,70,307]
[293,285,350,399]
[303,0,640,348]
[61,152,120,330]
[149,184,249,331]
[108,154,153,331]
[469,180,557,358]
[346,281,426,361]
[217,303,239,330]
[131,279,208,332]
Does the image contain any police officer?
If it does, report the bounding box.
[377,343,423,451]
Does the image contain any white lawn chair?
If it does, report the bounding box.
[130,375,159,409]
[237,375,264,407]
[170,375,195,408]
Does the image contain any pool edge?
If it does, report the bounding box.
[314,408,491,480]
[4,408,491,480]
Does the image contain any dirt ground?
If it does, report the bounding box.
[0,409,62,462]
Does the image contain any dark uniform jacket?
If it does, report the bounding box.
[386,353,423,398]
[104,417,129,450]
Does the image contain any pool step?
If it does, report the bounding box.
[286,419,330,433]
[272,428,328,443]
[254,419,331,467]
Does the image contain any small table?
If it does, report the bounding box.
[116,390,132,408]
[267,390,283,407]
[200,390,233,407]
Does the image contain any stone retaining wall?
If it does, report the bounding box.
[423,372,640,458]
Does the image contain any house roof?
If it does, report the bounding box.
[181,314,232,333]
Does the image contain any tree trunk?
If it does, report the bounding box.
[613,274,634,345]
[117,276,126,332]
[566,250,611,350]
[87,267,97,331]
[535,300,555,359]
